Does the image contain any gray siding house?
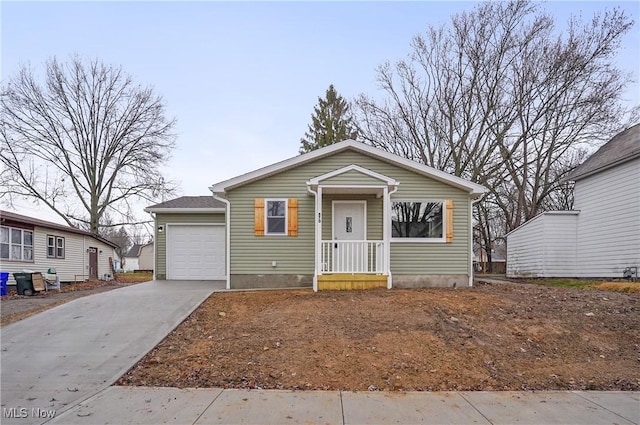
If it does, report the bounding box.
[0,210,118,286]
[147,140,487,290]
[507,124,640,278]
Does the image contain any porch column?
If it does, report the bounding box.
[382,186,392,289]
[313,186,323,292]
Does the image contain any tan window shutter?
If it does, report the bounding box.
[288,198,298,236]
[445,200,454,243]
[254,199,265,236]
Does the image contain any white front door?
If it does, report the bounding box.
[332,201,366,272]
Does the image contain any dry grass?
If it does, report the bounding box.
[595,281,640,293]
[115,272,153,283]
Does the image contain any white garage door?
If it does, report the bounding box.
[167,225,225,280]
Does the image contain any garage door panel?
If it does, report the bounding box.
[167,225,225,280]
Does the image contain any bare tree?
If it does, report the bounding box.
[101,226,131,260]
[355,1,637,263]
[0,55,176,234]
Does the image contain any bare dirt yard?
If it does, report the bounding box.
[117,280,640,391]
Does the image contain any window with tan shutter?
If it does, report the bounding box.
[254,199,265,236]
[255,198,298,236]
[445,200,453,243]
[288,198,298,236]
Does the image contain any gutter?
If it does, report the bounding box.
[469,194,486,287]
[211,191,231,290]
[147,211,157,281]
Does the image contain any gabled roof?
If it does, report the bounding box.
[210,140,487,197]
[568,123,640,181]
[124,242,153,258]
[145,196,226,213]
[0,210,118,248]
[125,244,144,258]
[307,164,399,186]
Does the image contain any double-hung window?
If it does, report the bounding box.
[265,199,287,235]
[47,235,65,258]
[0,226,34,261]
[391,200,445,241]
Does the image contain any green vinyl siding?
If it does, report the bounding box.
[227,149,471,276]
[227,181,315,275]
[154,213,225,278]
[321,168,388,186]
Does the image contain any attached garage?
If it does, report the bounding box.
[144,196,227,281]
[167,224,225,280]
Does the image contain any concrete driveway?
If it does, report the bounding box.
[0,280,222,425]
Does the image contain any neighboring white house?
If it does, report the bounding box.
[123,244,141,272]
[507,124,640,278]
[139,243,153,271]
[123,243,153,272]
[0,210,119,286]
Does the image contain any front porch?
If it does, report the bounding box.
[307,164,399,291]
[318,240,388,290]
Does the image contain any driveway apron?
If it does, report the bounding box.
[1,280,220,425]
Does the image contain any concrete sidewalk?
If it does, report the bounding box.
[47,386,639,425]
[1,280,221,425]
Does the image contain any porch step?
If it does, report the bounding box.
[317,274,388,291]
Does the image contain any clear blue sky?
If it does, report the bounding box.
[2,1,639,223]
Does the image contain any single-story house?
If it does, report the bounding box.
[146,140,488,290]
[0,210,119,286]
[123,242,154,272]
[506,124,640,278]
[123,245,141,271]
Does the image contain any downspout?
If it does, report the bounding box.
[386,184,399,289]
[148,211,156,281]
[469,194,485,287]
[306,184,319,292]
[212,192,231,290]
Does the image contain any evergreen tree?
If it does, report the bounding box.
[299,85,358,154]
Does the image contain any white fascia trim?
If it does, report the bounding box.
[209,139,487,195]
[307,164,398,185]
[144,208,226,214]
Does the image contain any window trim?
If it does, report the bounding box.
[47,235,66,259]
[1,225,34,262]
[390,199,446,243]
[264,198,288,236]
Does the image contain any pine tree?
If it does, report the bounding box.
[299,85,358,154]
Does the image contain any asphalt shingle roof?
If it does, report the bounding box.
[146,196,225,210]
[568,124,640,181]
[125,244,143,258]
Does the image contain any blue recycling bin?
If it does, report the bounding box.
[0,271,8,296]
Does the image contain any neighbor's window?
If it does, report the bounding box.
[0,225,34,261]
[265,199,287,235]
[47,235,65,258]
[391,201,444,240]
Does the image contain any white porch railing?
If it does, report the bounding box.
[320,240,385,274]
